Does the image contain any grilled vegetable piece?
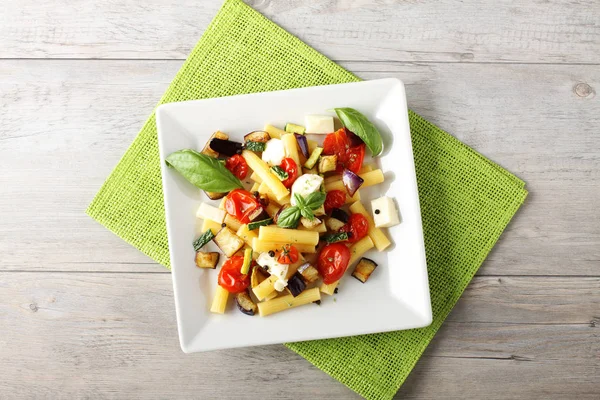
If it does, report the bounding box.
[295,133,309,158]
[248,217,273,231]
[318,155,338,173]
[213,227,245,257]
[342,168,364,196]
[240,248,253,274]
[330,208,350,223]
[304,147,324,169]
[251,264,268,287]
[235,290,258,315]
[297,262,320,284]
[270,165,289,181]
[287,273,307,297]
[325,217,346,231]
[303,166,318,175]
[284,123,305,134]
[244,130,271,143]
[313,205,326,217]
[195,251,220,269]
[352,257,378,283]
[201,131,230,199]
[300,216,322,229]
[322,232,350,243]
[193,230,215,251]
[209,138,243,157]
[245,141,266,152]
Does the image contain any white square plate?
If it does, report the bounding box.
[156,78,431,353]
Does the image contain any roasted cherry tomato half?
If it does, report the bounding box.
[323,128,365,173]
[276,244,299,265]
[218,256,251,293]
[224,154,249,180]
[279,157,299,188]
[225,189,262,223]
[324,189,346,214]
[339,213,369,243]
[317,243,351,284]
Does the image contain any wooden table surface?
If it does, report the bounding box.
[1,1,598,398]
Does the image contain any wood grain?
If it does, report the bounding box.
[1,60,597,274]
[1,0,599,63]
[0,272,597,399]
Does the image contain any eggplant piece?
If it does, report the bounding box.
[201,131,229,158]
[251,264,268,288]
[195,252,220,269]
[342,168,364,196]
[244,130,271,143]
[204,191,227,200]
[209,138,243,157]
[295,133,309,158]
[318,155,338,173]
[235,290,258,316]
[247,206,264,222]
[300,216,322,229]
[213,227,245,257]
[330,208,350,223]
[325,217,346,232]
[297,263,320,284]
[313,205,326,217]
[352,258,378,283]
[287,273,307,297]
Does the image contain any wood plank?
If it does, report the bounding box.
[0,0,599,63]
[0,273,596,398]
[1,60,598,274]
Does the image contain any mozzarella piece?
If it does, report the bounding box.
[261,138,286,166]
[371,196,400,228]
[257,252,289,291]
[290,174,324,206]
[305,115,334,134]
[196,202,226,223]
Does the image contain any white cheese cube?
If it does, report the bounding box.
[196,202,226,223]
[305,115,334,134]
[371,196,400,228]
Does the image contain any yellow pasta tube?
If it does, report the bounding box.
[320,282,337,296]
[236,224,258,247]
[324,169,384,193]
[265,202,281,218]
[307,139,319,154]
[242,150,289,201]
[253,275,279,301]
[210,285,229,314]
[258,182,290,205]
[349,201,391,251]
[320,236,374,295]
[250,182,260,192]
[298,222,327,233]
[224,214,242,232]
[323,164,375,185]
[281,133,302,170]
[258,226,319,246]
[258,287,321,317]
[202,218,223,235]
[264,124,285,139]
[251,238,316,254]
[250,172,262,184]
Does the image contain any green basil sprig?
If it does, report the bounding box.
[165,149,243,192]
[277,192,326,228]
[334,108,383,156]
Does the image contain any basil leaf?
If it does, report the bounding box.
[294,193,306,208]
[276,206,301,228]
[334,108,383,156]
[300,207,314,221]
[165,149,243,192]
[304,191,326,210]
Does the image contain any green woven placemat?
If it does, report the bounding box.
[86,0,527,399]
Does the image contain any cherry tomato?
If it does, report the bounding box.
[317,243,351,284]
[276,244,299,264]
[339,213,369,243]
[225,189,262,223]
[224,154,249,180]
[279,158,299,188]
[218,256,251,293]
[324,190,346,214]
[323,128,365,173]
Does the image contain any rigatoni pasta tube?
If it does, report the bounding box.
[320,236,374,295]
[258,226,319,246]
[349,201,391,251]
[265,202,281,218]
[264,124,285,139]
[210,285,229,314]
[281,133,302,170]
[242,150,289,201]
[298,222,327,233]
[324,164,375,185]
[324,169,384,193]
[258,182,290,205]
[236,224,258,247]
[202,218,223,235]
[253,275,279,301]
[224,214,242,232]
[250,172,262,183]
[251,238,316,254]
[258,287,321,317]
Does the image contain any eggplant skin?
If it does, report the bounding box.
[297,263,320,284]
[235,291,258,316]
[244,131,271,143]
[201,131,229,158]
[210,138,243,157]
[352,257,378,283]
[287,273,307,297]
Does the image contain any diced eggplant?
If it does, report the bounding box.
[295,133,309,158]
[247,206,264,222]
[318,155,338,173]
[213,227,245,257]
[325,217,346,232]
[204,191,227,200]
[195,251,220,269]
[201,131,229,158]
[330,208,349,223]
[244,130,271,143]
[313,205,326,217]
[300,216,322,229]
[209,138,243,157]
[297,263,320,284]
[251,265,268,288]
[352,258,378,283]
[235,290,258,316]
[287,273,307,297]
